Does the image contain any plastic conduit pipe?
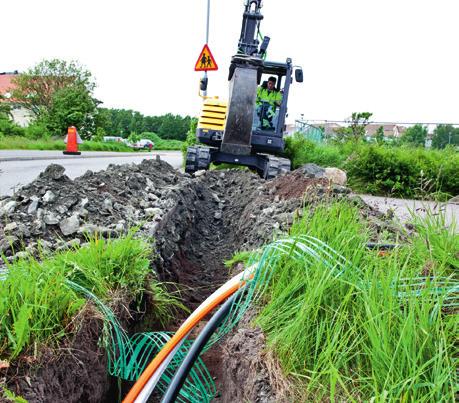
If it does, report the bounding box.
[161,293,239,403]
[134,335,190,403]
[123,267,255,403]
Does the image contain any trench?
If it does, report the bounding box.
[130,170,264,401]
[115,168,301,402]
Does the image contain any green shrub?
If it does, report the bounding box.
[24,122,51,140]
[284,133,352,168]
[286,134,459,199]
[0,116,25,137]
[345,145,459,198]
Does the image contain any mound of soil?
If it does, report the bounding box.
[2,305,108,403]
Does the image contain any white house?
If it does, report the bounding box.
[0,71,33,127]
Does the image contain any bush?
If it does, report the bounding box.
[0,116,25,137]
[24,122,51,140]
[284,133,352,168]
[345,145,459,199]
[285,134,459,199]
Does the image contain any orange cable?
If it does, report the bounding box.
[123,281,243,403]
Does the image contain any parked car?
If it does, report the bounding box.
[132,139,154,151]
[103,136,124,143]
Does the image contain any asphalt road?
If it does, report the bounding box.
[360,195,458,231]
[0,150,183,196]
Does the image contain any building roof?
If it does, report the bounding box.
[0,73,18,97]
[366,124,407,137]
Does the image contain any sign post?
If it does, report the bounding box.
[195,0,219,96]
[204,0,210,96]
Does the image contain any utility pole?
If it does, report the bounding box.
[203,0,210,96]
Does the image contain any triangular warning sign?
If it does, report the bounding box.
[194,44,218,72]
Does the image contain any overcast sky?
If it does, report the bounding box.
[2,0,459,124]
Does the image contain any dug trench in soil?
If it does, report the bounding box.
[1,160,394,402]
[141,169,394,402]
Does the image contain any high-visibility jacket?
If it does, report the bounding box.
[256,87,282,107]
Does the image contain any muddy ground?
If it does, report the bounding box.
[0,160,396,402]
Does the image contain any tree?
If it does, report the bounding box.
[12,59,95,116]
[432,124,459,149]
[43,84,98,138]
[349,112,372,141]
[157,114,190,140]
[95,109,192,140]
[144,115,162,133]
[11,59,98,137]
[401,124,427,147]
[334,112,372,142]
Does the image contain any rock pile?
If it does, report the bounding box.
[0,160,360,269]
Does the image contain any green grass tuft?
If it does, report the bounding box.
[0,233,178,360]
[256,201,458,401]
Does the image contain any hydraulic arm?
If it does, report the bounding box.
[237,0,269,57]
[221,1,267,155]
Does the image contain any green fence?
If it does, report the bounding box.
[295,120,324,143]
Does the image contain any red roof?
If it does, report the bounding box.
[0,74,17,96]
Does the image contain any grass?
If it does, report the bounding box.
[0,135,183,151]
[139,132,184,150]
[255,201,458,401]
[0,136,134,152]
[0,233,178,360]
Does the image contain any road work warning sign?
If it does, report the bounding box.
[194,44,218,71]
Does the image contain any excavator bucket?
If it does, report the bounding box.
[220,66,258,156]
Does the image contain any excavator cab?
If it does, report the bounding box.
[186,0,303,179]
[251,60,296,154]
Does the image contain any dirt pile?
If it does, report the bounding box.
[6,305,110,403]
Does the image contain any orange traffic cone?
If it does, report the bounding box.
[63,126,82,155]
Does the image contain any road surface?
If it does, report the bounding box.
[360,195,458,231]
[0,150,183,196]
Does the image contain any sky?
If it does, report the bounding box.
[2,0,459,125]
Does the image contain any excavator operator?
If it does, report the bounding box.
[256,76,282,130]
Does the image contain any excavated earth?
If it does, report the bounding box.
[0,159,396,402]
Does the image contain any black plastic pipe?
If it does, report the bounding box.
[366,242,398,250]
[161,293,238,403]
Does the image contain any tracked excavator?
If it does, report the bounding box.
[185,0,303,179]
